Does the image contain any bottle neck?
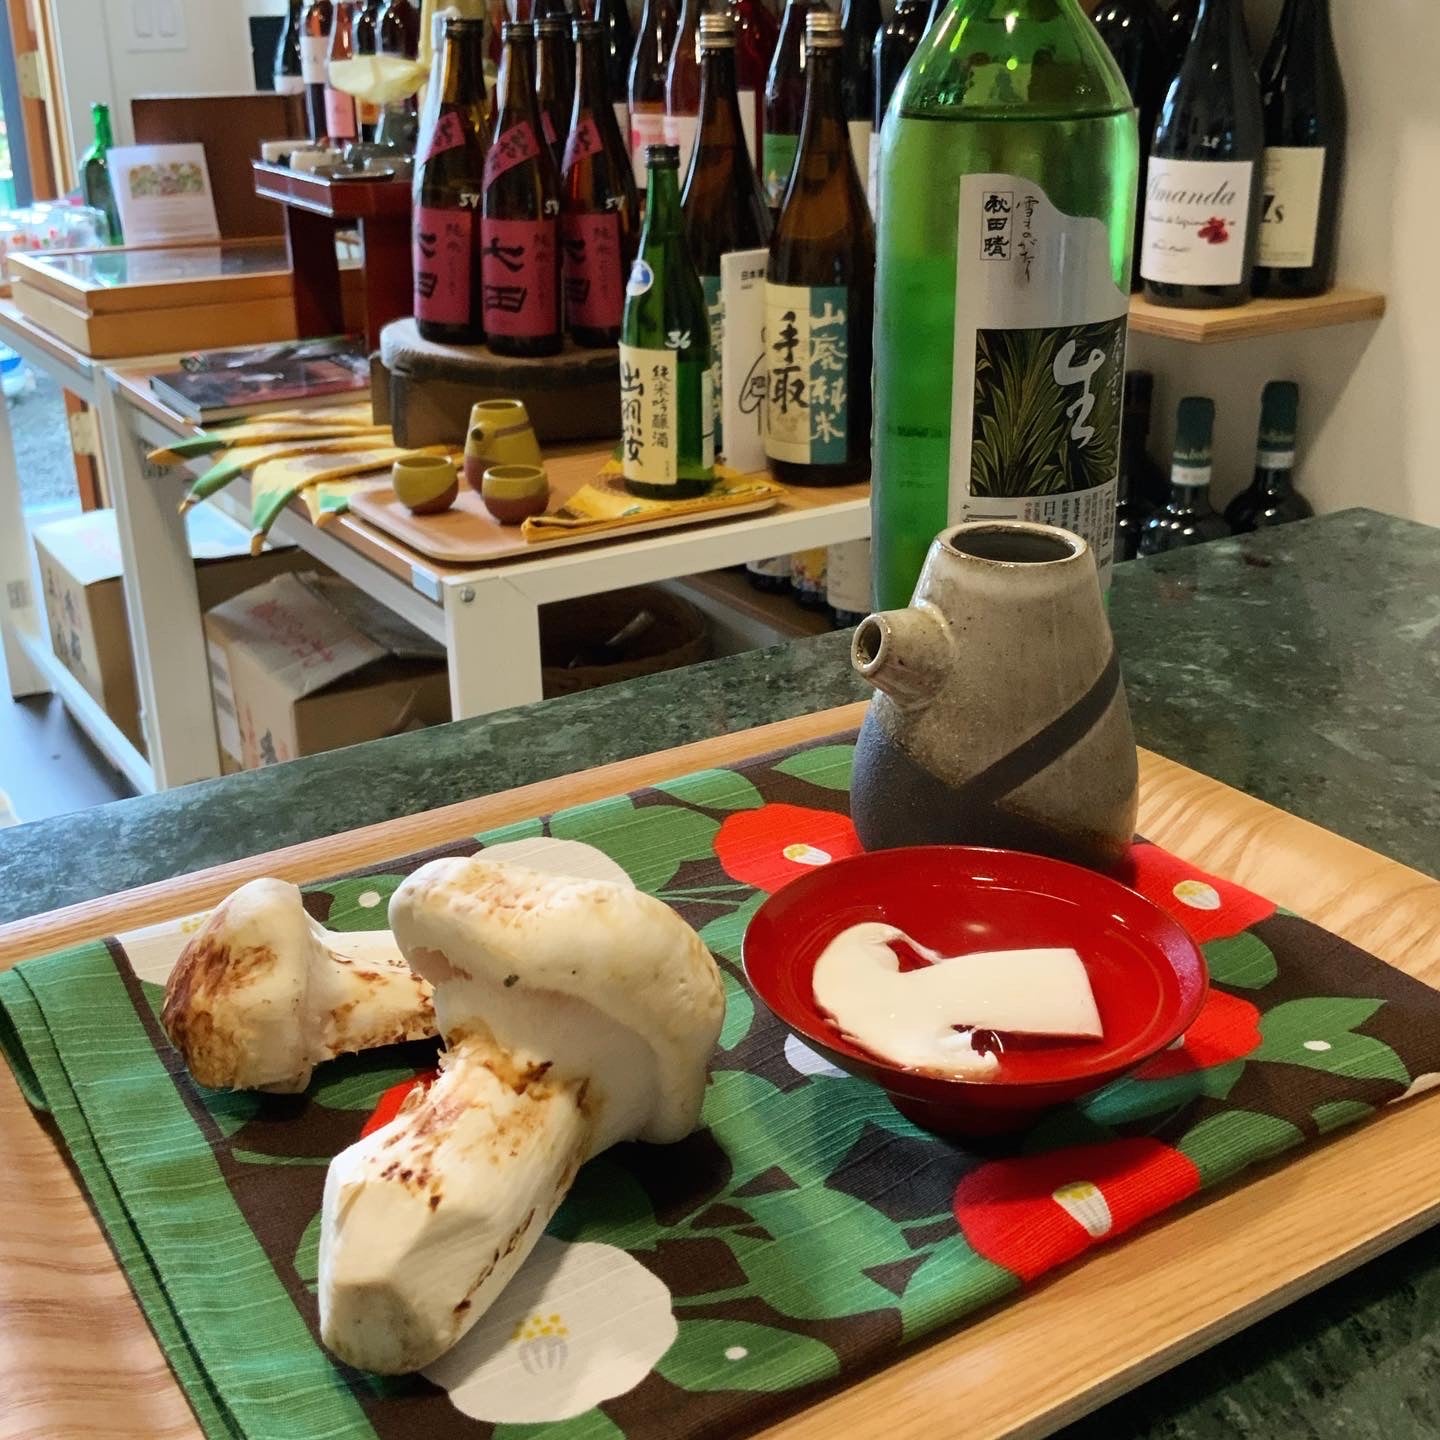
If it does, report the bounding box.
[440,27,488,108]
[796,46,847,164]
[495,35,539,125]
[1255,434,1297,494]
[1119,402,1151,492]
[92,107,113,150]
[644,164,684,237]
[575,33,612,111]
[698,47,745,146]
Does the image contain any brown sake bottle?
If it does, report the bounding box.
[764,9,874,485]
[483,21,564,357]
[412,17,489,345]
[627,0,679,190]
[534,16,576,169]
[300,0,335,141]
[563,19,640,347]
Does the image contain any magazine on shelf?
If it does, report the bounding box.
[148,338,370,422]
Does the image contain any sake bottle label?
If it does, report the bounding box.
[562,212,625,330]
[619,344,679,486]
[413,205,473,326]
[480,218,558,338]
[764,283,852,467]
[949,173,1129,579]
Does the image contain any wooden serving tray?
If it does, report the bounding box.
[2,704,1438,1440]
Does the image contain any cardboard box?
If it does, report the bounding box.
[203,571,449,770]
[33,506,313,754]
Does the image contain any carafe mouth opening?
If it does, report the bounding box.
[940,521,1084,566]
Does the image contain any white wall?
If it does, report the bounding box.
[53,0,261,154]
[1134,0,1440,524]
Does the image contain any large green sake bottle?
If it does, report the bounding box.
[871,0,1138,608]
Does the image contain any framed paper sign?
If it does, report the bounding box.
[109,144,221,246]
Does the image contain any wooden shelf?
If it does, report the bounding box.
[1128,286,1386,344]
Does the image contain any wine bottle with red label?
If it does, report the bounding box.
[484,21,564,358]
[563,19,640,348]
[1140,0,1264,309]
[325,0,360,145]
[412,17,489,345]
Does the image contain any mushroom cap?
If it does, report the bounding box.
[388,857,724,1143]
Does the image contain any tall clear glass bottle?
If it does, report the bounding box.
[664,0,702,179]
[871,0,1138,608]
[325,0,360,144]
[628,0,680,189]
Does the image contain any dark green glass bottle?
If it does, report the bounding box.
[1138,396,1231,555]
[1224,381,1314,532]
[80,104,121,244]
[619,144,715,498]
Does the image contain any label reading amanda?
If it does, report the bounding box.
[480,217,558,338]
[619,345,678,485]
[764,283,850,466]
[1258,146,1326,269]
[1140,156,1255,286]
[950,174,1129,580]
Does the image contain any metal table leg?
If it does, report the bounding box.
[443,575,544,719]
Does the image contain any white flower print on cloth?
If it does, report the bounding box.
[424,1237,676,1424]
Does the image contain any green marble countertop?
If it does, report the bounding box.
[3,506,1439,1438]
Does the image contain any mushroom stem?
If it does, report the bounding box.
[318,1028,591,1375]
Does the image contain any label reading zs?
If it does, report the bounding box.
[1258,146,1326,269]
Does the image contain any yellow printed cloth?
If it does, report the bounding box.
[521,463,783,543]
[148,403,384,463]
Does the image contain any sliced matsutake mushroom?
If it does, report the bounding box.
[158,841,632,1093]
[317,856,724,1374]
[160,877,436,1093]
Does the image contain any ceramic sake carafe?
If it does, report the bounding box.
[850,521,1139,871]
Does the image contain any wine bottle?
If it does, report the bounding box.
[664,0,702,179]
[629,0,680,189]
[1138,396,1231,555]
[1092,0,1167,290]
[325,1,360,145]
[682,10,773,452]
[1253,0,1345,298]
[871,0,1137,608]
[595,0,636,149]
[762,0,821,212]
[352,0,384,139]
[766,9,874,486]
[563,19,640,348]
[300,1,335,141]
[872,0,929,130]
[79,104,121,245]
[534,0,572,18]
[535,17,575,167]
[1224,381,1313,532]
[1114,372,1161,561]
[825,537,873,625]
[790,548,828,608]
[745,555,792,593]
[840,0,881,210]
[730,0,777,171]
[620,144,716,497]
[484,22,563,358]
[378,0,420,57]
[1159,0,1199,78]
[1141,0,1264,309]
[274,0,306,97]
[413,17,489,345]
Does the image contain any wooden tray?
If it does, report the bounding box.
[2,704,1438,1440]
[348,449,813,565]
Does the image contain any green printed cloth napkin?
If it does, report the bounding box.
[3,735,1439,1440]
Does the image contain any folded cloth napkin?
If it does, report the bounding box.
[521,463,784,543]
[149,404,385,464]
[3,734,1438,1440]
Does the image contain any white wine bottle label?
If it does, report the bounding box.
[847,120,872,209]
[738,88,759,171]
[629,109,668,187]
[1140,157,1255,286]
[665,112,699,182]
[619,344,679,486]
[949,174,1129,582]
[826,538,873,616]
[299,34,328,85]
[1258,146,1326,269]
[764,282,851,467]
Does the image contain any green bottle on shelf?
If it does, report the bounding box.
[80,103,122,245]
[871,0,1138,609]
[619,144,716,499]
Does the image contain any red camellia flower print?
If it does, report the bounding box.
[1124,844,1276,944]
[1133,990,1263,1080]
[360,1069,438,1138]
[1198,215,1230,244]
[714,803,864,892]
[953,1138,1201,1283]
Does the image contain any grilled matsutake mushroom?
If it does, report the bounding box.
[160,877,436,1092]
[318,856,724,1374]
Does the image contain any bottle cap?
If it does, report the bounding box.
[1173,396,1216,467]
[805,10,843,46]
[699,12,737,45]
[443,16,485,33]
[535,15,567,34]
[500,19,534,41]
[1258,380,1299,444]
[645,143,681,168]
[572,17,601,38]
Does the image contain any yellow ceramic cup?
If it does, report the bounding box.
[464,399,542,491]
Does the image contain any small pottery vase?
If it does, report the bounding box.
[850,521,1139,872]
[463,399,543,491]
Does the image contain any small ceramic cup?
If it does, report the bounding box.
[464,399,543,492]
[481,464,550,526]
[392,454,459,515]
